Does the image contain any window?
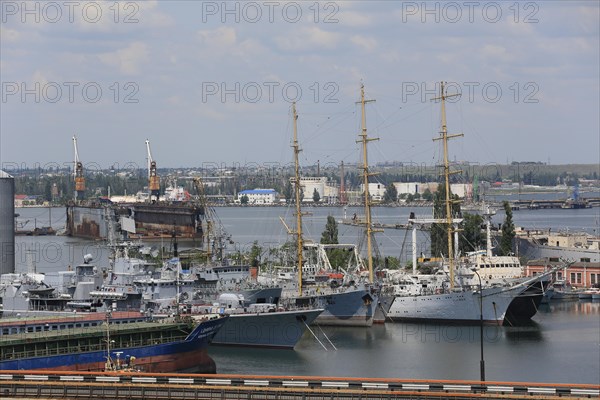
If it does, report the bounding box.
[592,274,597,285]
[576,273,582,284]
[570,272,576,283]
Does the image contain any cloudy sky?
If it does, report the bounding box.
[1,1,598,170]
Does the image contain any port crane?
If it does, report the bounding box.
[72,135,85,201]
[145,139,160,202]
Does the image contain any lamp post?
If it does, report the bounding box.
[472,268,485,382]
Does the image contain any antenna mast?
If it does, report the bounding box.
[432,82,463,289]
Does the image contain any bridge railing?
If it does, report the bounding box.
[1,370,598,399]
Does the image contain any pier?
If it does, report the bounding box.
[1,371,598,400]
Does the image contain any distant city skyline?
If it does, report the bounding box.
[1,1,598,168]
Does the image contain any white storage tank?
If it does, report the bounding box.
[0,170,15,274]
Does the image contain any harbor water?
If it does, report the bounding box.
[210,301,600,384]
[11,205,600,384]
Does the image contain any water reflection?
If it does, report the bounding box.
[210,345,309,375]
[504,321,543,343]
[550,300,600,316]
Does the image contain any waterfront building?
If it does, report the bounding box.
[289,177,339,203]
[236,189,278,204]
[360,183,385,202]
[525,258,600,288]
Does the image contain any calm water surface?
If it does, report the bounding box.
[210,301,600,384]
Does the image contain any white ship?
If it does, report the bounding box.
[386,82,553,324]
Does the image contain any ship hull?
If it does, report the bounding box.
[504,278,550,325]
[290,288,378,327]
[387,285,524,324]
[0,317,226,373]
[211,309,323,349]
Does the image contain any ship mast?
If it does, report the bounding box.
[356,84,378,283]
[291,103,304,296]
[432,82,463,289]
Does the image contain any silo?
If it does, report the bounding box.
[0,170,15,274]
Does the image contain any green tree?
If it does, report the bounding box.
[499,201,515,256]
[459,213,485,253]
[421,189,433,201]
[320,216,339,244]
[284,181,293,203]
[44,181,52,202]
[383,183,398,203]
[240,194,249,204]
[312,188,321,203]
[249,241,262,268]
[320,216,349,269]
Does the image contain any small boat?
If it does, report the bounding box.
[579,288,600,300]
[550,281,579,301]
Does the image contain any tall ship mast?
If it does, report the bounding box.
[385,81,555,324]
[357,84,378,284]
[277,102,378,327]
[291,102,304,296]
[432,81,463,288]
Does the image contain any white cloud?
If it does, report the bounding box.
[274,27,340,51]
[350,35,377,51]
[31,70,50,86]
[1,27,20,42]
[98,42,149,75]
[197,26,237,48]
[338,11,373,27]
[481,44,514,63]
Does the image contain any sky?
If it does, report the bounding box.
[1,1,599,171]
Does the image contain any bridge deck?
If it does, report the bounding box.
[0,370,597,400]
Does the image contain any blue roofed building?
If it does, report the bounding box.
[236,189,278,205]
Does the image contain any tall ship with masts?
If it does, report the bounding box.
[275,98,379,327]
[386,82,554,324]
